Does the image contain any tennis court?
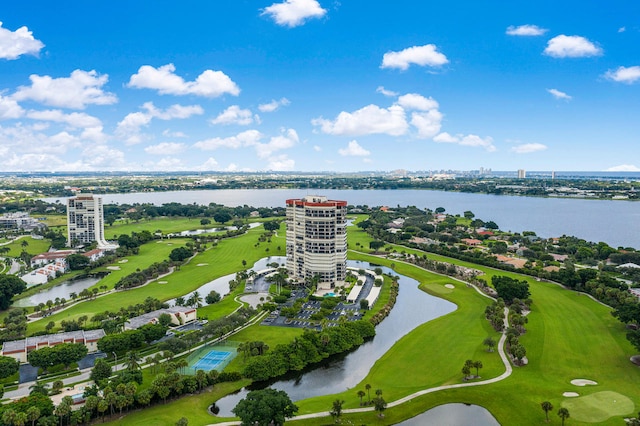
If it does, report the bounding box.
[191,350,233,371]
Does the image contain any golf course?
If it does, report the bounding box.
[84,218,640,425]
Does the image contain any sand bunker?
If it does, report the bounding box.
[571,379,598,386]
[197,263,208,266]
[445,284,455,289]
[118,259,129,263]
[563,392,579,397]
[158,281,168,284]
[106,266,121,270]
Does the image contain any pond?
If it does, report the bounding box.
[397,403,500,426]
[213,259,457,417]
[13,276,102,308]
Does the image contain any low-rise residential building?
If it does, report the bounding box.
[82,248,105,262]
[124,306,197,330]
[1,329,106,363]
[31,250,76,268]
[21,260,67,286]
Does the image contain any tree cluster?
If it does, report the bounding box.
[233,388,298,426]
[491,276,530,304]
[27,343,88,371]
[114,261,171,290]
[243,320,375,381]
[0,275,27,310]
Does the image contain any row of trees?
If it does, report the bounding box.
[243,320,375,381]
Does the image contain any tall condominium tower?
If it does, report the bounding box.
[67,194,111,248]
[286,195,347,288]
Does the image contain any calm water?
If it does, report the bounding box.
[13,276,101,308]
[396,403,500,426]
[45,189,640,248]
[214,260,456,417]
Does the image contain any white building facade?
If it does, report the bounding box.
[286,195,347,288]
[67,194,112,248]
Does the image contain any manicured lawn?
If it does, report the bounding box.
[104,381,248,425]
[4,236,51,257]
[105,217,239,239]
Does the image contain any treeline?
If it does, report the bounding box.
[97,324,168,354]
[114,261,172,290]
[243,320,375,381]
[104,202,286,226]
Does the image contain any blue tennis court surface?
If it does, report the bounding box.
[192,350,232,371]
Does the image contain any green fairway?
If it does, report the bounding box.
[562,391,634,423]
[3,236,51,257]
[105,217,239,239]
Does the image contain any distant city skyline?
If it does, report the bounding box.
[0,1,639,173]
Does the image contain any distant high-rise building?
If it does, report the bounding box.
[286,195,347,287]
[518,169,526,179]
[67,194,113,248]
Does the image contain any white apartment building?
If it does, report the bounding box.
[286,195,347,288]
[67,194,114,249]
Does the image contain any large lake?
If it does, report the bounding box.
[45,189,640,248]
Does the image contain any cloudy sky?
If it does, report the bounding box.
[1,0,639,172]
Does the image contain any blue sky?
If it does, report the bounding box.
[0,0,639,173]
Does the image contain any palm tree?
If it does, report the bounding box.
[558,407,570,426]
[125,351,141,371]
[357,390,366,406]
[541,401,553,423]
[29,382,48,396]
[373,396,387,418]
[483,336,496,352]
[473,360,483,377]
[26,406,40,426]
[365,383,371,404]
[375,389,383,398]
[330,399,344,423]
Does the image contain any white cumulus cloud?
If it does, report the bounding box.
[381,44,448,70]
[338,140,370,157]
[313,93,442,139]
[144,142,186,155]
[312,104,408,136]
[376,86,398,97]
[604,66,640,84]
[511,143,547,154]
[26,109,102,128]
[13,70,117,109]
[258,98,290,112]
[266,154,295,171]
[434,132,496,151]
[128,63,240,97]
[255,128,299,158]
[262,0,327,27]
[543,35,602,58]
[116,102,203,145]
[0,22,44,60]
[397,93,439,111]
[211,105,255,125]
[547,88,572,100]
[506,25,548,36]
[605,164,640,172]
[0,95,25,120]
[193,129,263,151]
